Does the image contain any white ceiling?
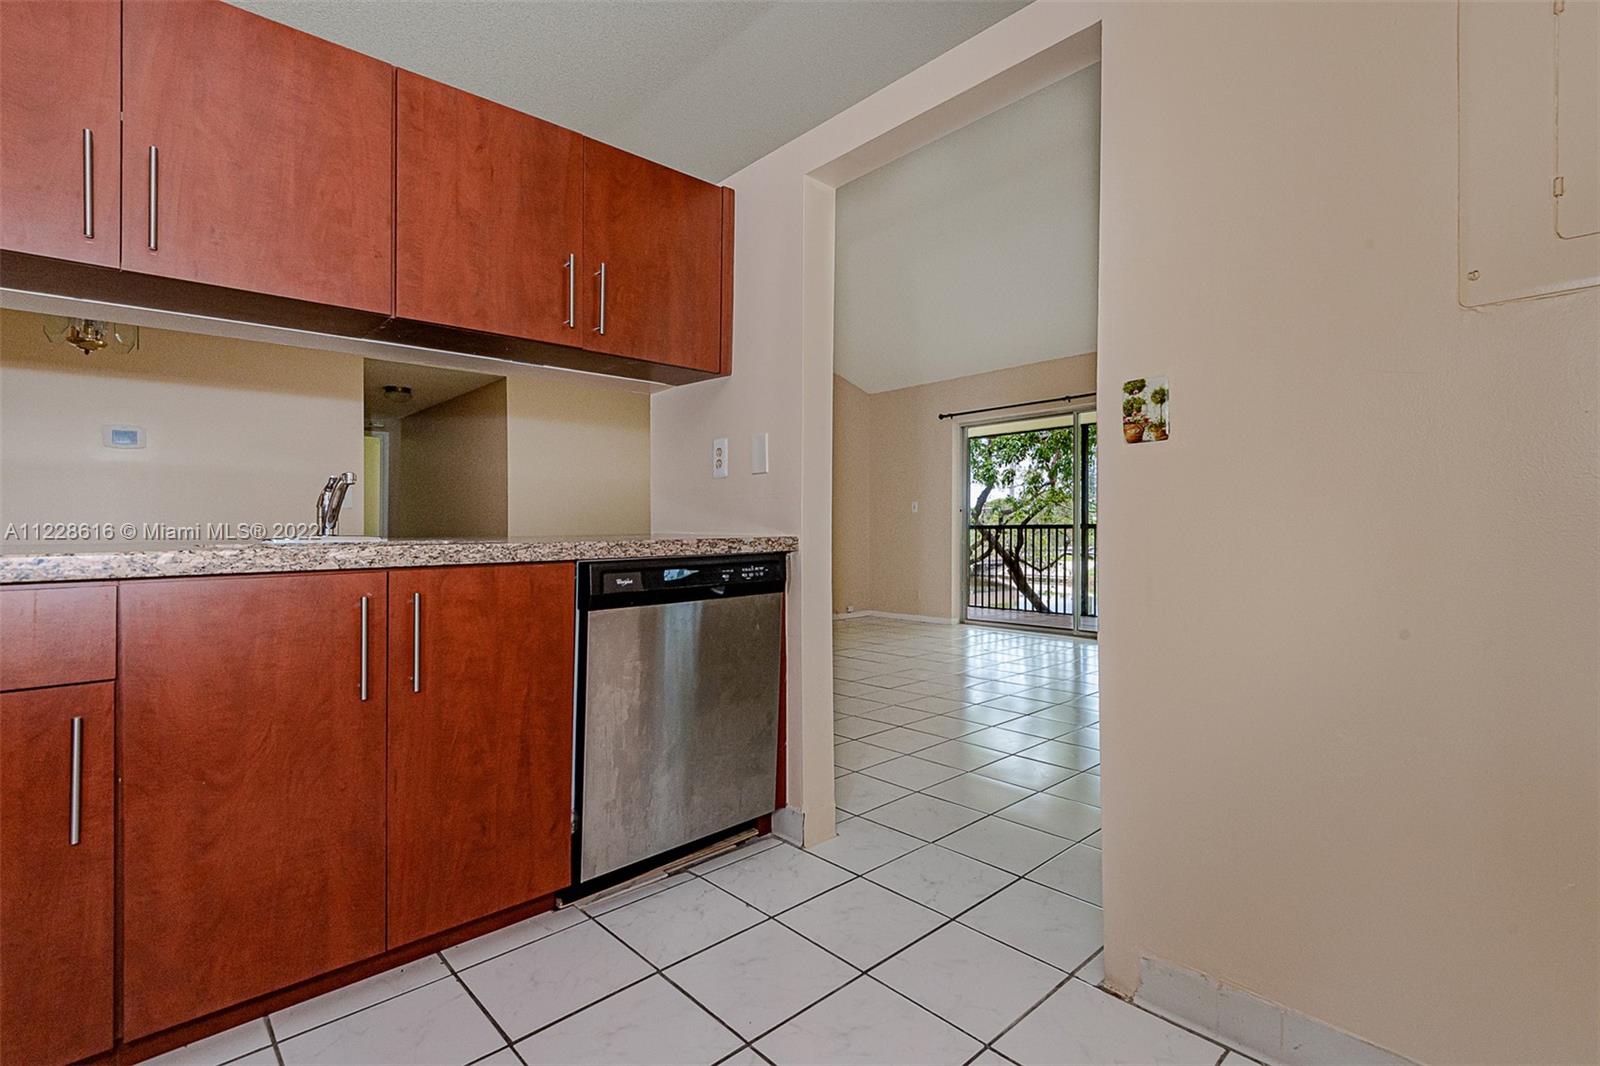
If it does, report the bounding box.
[229,0,1025,184]
[363,358,500,419]
[834,63,1100,394]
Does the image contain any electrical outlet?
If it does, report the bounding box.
[712,438,729,479]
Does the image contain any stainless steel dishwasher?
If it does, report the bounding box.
[575,554,785,887]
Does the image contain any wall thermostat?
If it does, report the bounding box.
[102,425,146,449]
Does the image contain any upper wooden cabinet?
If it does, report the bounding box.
[0,0,120,266]
[120,0,394,313]
[0,683,116,1066]
[386,563,575,946]
[1,0,732,381]
[582,140,728,373]
[119,572,388,1038]
[396,73,584,342]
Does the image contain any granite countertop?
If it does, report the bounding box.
[0,534,799,584]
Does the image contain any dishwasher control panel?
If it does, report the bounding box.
[582,554,788,609]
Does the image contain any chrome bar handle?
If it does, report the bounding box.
[82,129,93,238]
[147,146,158,251]
[69,716,83,846]
[594,262,606,335]
[564,253,576,328]
[411,592,421,693]
[359,595,369,701]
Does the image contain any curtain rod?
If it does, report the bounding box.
[936,391,1096,421]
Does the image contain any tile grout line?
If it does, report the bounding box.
[974,970,1076,1061]
[592,835,1051,1052]
[261,1016,284,1066]
[256,951,478,1050]
[437,950,525,1062]
[672,835,1082,1050]
[581,911,755,1052]
[581,891,990,1058]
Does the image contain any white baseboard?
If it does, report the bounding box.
[832,609,957,625]
[771,806,804,846]
[1134,957,1417,1066]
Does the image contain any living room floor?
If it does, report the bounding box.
[146,617,1256,1066]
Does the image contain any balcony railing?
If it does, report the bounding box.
[967,522,1096,625]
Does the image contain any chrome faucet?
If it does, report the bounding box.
[314,472,357,536]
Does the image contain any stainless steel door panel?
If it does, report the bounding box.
[580,592,781,881]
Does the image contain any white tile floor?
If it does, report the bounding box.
[150,617,1257,1066]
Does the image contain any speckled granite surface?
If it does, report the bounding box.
[0,535,798,584]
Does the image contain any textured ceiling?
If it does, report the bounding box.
[834,64,1100,393]
[229,0,1026,183]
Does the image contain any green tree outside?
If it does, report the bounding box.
[967,423,1096,614]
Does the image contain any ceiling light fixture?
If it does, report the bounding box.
[382,384,414,404]
[42,316,139,354]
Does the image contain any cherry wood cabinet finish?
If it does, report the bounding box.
[119,891,560,1064]
[396,72,584,342]
[719,187,736,376]
[119,572,388,1039]
[387,563,575,946]
[0,583,117,692]
[582,140,725,372]
[120,0,393,313]
[0,0,119,266]
[0,683,115,1066]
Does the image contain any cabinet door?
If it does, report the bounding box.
[582,140,725,372]
[120,572,388,1038]
[396,72,583,342]
[120,0,393,313]
[0,584,116,692]
[388,563,574,945]
[0,0,119,266]
[0,684,115,1066]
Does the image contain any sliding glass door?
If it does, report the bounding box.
[962,408,1097,635]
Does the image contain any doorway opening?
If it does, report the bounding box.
[962,408,1097,635]
[361,357,508,539]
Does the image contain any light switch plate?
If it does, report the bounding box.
[712,437,729,478]
[751,433,769,475]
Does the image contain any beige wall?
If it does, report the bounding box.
[832,352,1096,618]
[0,309,653,544]
[653,3,1599,1062]
[1097,5,1597,1063]
[0,309,364,538]
[507,374,650,536]
[831,374,873,613]
[391,380,509,539]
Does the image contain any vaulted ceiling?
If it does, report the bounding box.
[230,0,1026,183]
[834,64,1101,393]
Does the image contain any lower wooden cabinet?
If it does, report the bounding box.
[119,572,388,1038]
[0,683,115,1066]
[387,563,575,945]
[1,564,579,1053]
